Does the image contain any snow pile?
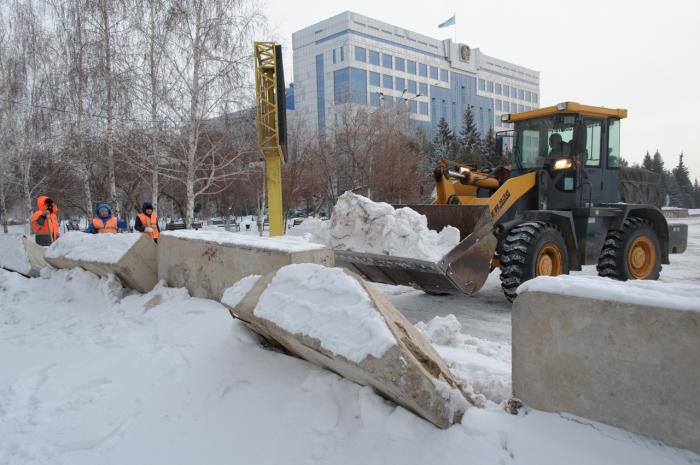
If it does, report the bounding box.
[0,234,31,275]
[45,231,142,264]
[415,314,464,347]
[416,314,511,406]
[290,192,460,262]
[163,229,327,252]
[253,263,397,363]
[518,275,700,312]
[1,267,698,464]
[221,275,261,308]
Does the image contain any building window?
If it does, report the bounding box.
[332,49,336,65]
[418,63,428,77]
[395,57,405,72]
[369,50,379,65]
[487,81,494,93]
[396,77,406,92]
[440,69,449,82]
[369,71,380,87]
[496,83,502,95]
[518,104,524,112]
[525,90,531,101]
[496,99,502,111]
[370,92,381,107]
[503,85,509,97]
[518,89,524,100]
[383,74,393,89]
[503,101,510,112]
[407,60,416,74]
[355,46,366,62]
[409,100,418,113]
[340,46,344,62]
[533,92,539,103]
[419,101,428,115]
[407,80,417,94]
[383,95,394,107]
[478,79,486,91]
[429,66,438,80]
[419,82,428,96]
[382,53,392,69]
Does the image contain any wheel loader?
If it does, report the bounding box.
[335,102,689,301]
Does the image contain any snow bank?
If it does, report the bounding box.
[290,192,460,262]
[253,263,397,363]
[162,229,327,252]
[45,231,142,264]
[0,234,31,275]
[2,266,698,464]
[221,275,261,308]
[518,275,700,312]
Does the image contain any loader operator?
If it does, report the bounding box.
[548,133,571,158]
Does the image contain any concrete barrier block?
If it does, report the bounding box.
[0,234,49,277]
[158,230,334,300]
[222,264,473,429]
[514,276,700,454]
[45,232,157,293]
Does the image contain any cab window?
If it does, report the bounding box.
[607,119,621,168]
[583,119,602,167]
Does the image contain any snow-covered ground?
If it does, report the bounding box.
[1,218,699,464]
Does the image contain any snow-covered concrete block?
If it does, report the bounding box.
[222,264,473,429]
[44,231,157,293]
[158,230,334,300]
[513,275,700,454]
[0,234,49,277]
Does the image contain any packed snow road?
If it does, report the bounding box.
[385,216,700,345]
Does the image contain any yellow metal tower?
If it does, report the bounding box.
[253,41,286,236]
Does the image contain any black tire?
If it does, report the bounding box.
[499,221,569,302]
[597,217,661,281]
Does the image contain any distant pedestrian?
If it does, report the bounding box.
[31,195,59,246]
[135,202,159,242]
[86,203,126,234]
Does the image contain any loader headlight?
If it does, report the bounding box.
[459,167,471,174]
[553,158,573,170]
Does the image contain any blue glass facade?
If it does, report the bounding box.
[315,54,325,131]
[334,67,368,105]
[429,71,494,135]
[285,85,295,110]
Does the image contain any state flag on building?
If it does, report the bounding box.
[438,15,456,28]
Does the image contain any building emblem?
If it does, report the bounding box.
[459,45,471,62]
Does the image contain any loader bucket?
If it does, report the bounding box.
[334,205,498,295]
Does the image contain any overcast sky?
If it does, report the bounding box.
[263,0,700,180]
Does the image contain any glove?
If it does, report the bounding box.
[145,227,154,233]
[42,211,49,217]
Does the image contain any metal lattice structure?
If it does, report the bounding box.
[254,41,285,236]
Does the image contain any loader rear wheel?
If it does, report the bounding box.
[597,217,661,281]
[499,222,569,302]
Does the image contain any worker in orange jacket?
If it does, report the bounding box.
[86,203,126,234]
[31,195,60,246]
[135,202,159,242]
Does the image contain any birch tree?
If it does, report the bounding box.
[158,0,264,227]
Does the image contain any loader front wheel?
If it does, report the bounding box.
[499,222,569,302]
[596,217,661,281]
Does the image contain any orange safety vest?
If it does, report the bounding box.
[138,212,159,240]
[92,216,118,233]
[31,211,59,241]
[31,195,59,242]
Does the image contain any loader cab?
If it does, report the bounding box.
[504,102,626,210]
